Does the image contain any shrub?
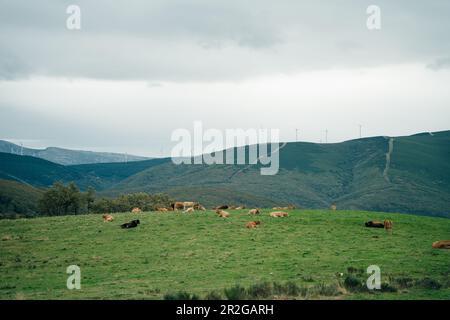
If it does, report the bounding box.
[415,278,441,290]
[247,282,272,298]
[392,277,414,289]
[224,285,247,300]
[344,275,363,291]
[163,291,199,300]
[380,283,398,292]
[314,283,341,296]
[205,290,223,300]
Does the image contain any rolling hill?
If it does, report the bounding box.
[0,131,449,218]
[0,140,149,165]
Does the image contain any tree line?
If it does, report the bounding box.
[35,182,173,216]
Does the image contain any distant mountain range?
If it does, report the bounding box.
[0,131,449,218]
[0,140,149,165]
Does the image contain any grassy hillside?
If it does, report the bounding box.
[0,210,448,299]
[104,132,450,217]
[0,140,149,165]
[0,179,43,217]
[0,153,84,187]
[1,131,449,218]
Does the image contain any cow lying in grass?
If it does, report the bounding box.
[248,208,260,215]
[121,220,140,229]
[214,205,229,210]
[216,209,230,218]
[102,214,114,222]
[365,221,385,228]
[270,211,289,217]
[432,240,450,249]
[246,221,261,229]
[131,207,142,213]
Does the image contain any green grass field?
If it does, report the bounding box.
[0,210,449,300]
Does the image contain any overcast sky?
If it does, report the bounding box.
[0,0,449,156]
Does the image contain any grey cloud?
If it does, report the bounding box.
[427,57,450,71]
[0,0,450,81]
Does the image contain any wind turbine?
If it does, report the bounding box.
[359,124,362,139]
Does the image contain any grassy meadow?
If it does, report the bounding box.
[0,209,449,300]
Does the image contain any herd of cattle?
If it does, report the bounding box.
[100,201,449,248]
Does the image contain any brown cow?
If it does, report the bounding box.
[246,221,261,229]
[194,203,206,211]
[131,207,142,214]
[384,220,393,233]
[102,214,114,222]
[172,201,198,211]
[270,211,289,217]
[248,208,260,215]
[216,209,230,218]
[156,207,168,212]
[432,240,450,249]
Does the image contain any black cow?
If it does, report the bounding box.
[121,219,140,229]
[365,221,384,228]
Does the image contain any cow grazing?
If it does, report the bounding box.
[216,209,230,218]
[246,221,261,229]
[121,219,140,229]
[102,214,114,222]
[248,208,260,215]
[432,240,450,249]
[365,221,384,228]
[384,220,393,233]
[131,207,142,214]
[270,211,289,217]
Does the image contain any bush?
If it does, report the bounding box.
[163,291,199,300]
[247,282,272,298]
[380,283,398,292]
[415,278,441,290]
[344,275,363,291]
[205,290,223,300]
[392,277,414,289]
[224,285,247,300]
[314,283,341,296]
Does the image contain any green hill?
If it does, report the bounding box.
[0,140,149,165]
[104,131,450,218]
[0,131,449,218]
[0,209,449,299]
[0,179,43,217]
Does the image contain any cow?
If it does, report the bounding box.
[193,203,206,211]
[248,208,261,215]
[214,205,229,210]
[131,207,142,214]
[102,214,114,222]
[330,204,337,211]
[246,221,261,229]
[216,209,230,218]
[121,219,140,229]
[184,207,194,213]
[171,201,198,211]
[384,219,393,233]
[432,240,450,249]
[365,221,384,228]
[270,211,289,217]
[156,207,168,212]
[235,206,246,210]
